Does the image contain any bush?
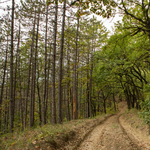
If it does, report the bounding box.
[139,97,150,124]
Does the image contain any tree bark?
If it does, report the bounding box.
[47,44,51,122]
[87,45,90,117]
[66,43,70,121]
[73,16,79,120]
[102,90,106,114]
[0,34,8,133]
[17,23,22,130]
[78,68,82,119]
[113,92,116,111]
[57,0,66,123]
[52,0,58,124]
[32,8,39,126]
[29,9,36,127]
[4,72,9,133]
[18,44,23,131]
[37,62,42,126]
[89,43,94,118]
[9,0,15,133]
[13,22,21,127]
[43,4,48,125]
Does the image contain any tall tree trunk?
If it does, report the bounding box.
[37,61,42,126]
[32,8,39,126]
[47,44,51,122]
[113,92,116,111]
[57,0,66,123]
[24,52,31,127]
[10,0,15,133]
[73,15,79,120]
[71,86,73,120]
[79,68,82,119]
[0,35,8,133]
[135,86,140,109]
[87,75,90,117]
[18,43,23,131]
[102,90,106,114]
[17,23,22,130]
[29,10,36,127]
[5,72,9,133]
[76,35,80,119]
[52,0,58,124]
[13,22,21,126]
[67,42,70,121]
[43,4,48,125]
[89,44,93,118]
[87,45,90,117]
[64,88,67,120]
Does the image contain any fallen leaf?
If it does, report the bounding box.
[32,141,37,145]
[35,145,40,149]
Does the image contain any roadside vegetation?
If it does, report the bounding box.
[0,113,113,150]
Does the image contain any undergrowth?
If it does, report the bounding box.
[106,102,119,114]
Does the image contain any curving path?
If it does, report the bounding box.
[77,113,142,150]
[76,102,150,150]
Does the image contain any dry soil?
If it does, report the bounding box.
[76,102,150,150]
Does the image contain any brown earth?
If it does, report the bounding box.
[39,114,114,150]
[75,102,150,150]
[58,102,150,150]
[120,108,150,150]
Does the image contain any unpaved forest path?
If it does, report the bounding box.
[76,102,149,150]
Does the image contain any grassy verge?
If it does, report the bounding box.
[122,108,146,129]
[0,119,86,150]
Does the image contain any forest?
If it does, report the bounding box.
[0,0,150,138]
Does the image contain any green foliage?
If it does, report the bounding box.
[139,95,150,124]
[139,82,150,125]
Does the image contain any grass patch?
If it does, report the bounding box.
[122,108,148,130]
[106,103,119,114]
[111,124,117,128]
[123,108,139,116]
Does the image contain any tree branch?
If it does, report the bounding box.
[115,0,146,24]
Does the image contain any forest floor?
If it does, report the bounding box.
[1,102,150,150]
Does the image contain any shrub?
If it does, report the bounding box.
[139,96,150,124]
[139,96,150,133]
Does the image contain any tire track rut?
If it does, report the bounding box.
[118,114,141,150]
[77,113,143,150]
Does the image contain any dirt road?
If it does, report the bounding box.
[77,114,141,150]
[76,103,150,150]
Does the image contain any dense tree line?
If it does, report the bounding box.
[92,0,150,126]
[0,0,108,133]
